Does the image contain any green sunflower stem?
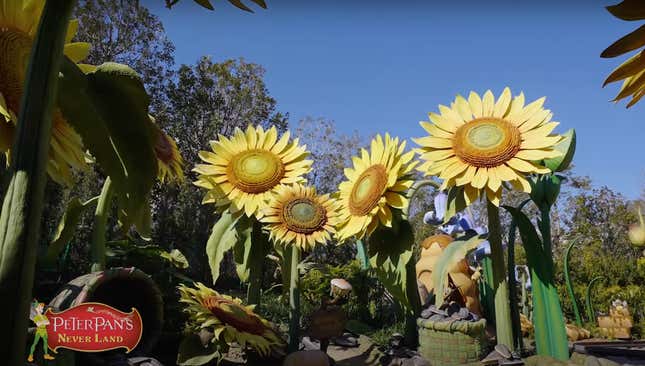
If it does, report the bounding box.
[288,245,301,352]
[90,177,115,272]
[564,238,583,327]
[585,276,604,323]
[508,199,530,350]
[246,218,266,306]
[0,0,76,364]
[486,201,514,351]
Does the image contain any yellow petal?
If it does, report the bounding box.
[464,185,480,206]
[486,165,502,192]
[506,157,549,174]
[494,164,519,182]
[63,42,91,63]
[414,136,453,149]
[515,149,562,161]
[520,135,562,150]
[521,121,559,140]
[486,187,501,206]
[471,168,488,189]
[428,112,458,133]
[439,104,465,124]
[468,91,484,118]
[455,164,477,186]
[493,87,512,117]
[420,149,454,163]
[518,109,551,132]
[454,95,473,122]
[440,160,468,180]
[419,121,454,138]
[482,90,495,116]
[271,130,291,154]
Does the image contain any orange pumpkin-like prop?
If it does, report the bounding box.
[416,234,482,315]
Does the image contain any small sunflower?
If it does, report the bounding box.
[260,184,340,251]
[601,0,645,107]
[336,133,417,241]
[178,283,285,356]
[193,125,311,217]
[150,117,183,182]
[413,88,563,206]
[0,0,91,184]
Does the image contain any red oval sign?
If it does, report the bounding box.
[45,302,143,353]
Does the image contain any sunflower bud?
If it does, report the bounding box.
[628,208,645,247]
[530,174,561,210]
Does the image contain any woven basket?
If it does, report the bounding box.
[417,317,489,366]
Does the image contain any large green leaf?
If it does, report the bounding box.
[504,206,569,360]
[431,234,486,307]
[367,219,419,314]
[233,217,253,282]
[57,59,157,234]
[443,185,467,223]
[206,211,238,283]
[543,128,576,173]
[176,334,222,366]
[43,196,99,267]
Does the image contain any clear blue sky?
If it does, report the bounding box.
[147,0,644,199]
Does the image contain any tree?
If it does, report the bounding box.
[73,0,175,111]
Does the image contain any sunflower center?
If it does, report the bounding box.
[349,164,388,216]
[453,118,521,168]
[282,198,327,234]
[202,296,266,336]
[228,149,285,193]
[0,29,32,114]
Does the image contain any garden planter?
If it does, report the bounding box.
[48,267,164,365]
[417,317,488,366]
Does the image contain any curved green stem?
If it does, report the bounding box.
[90,177,114,272]
[564,238,583,327]
[585,276,604,323]
[403,179,440,218]
[356,239,370,270]
[487,201,514,350]
[288,245,301,352]
[0,0,77,364]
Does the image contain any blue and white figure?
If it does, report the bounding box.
[514,265,532,290]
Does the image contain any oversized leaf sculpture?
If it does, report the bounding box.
[165,0,267,12]
[44,196,99,266]
[431,234,486,308]
[57,59,158,229]
[206,211,238,283]
[367,219,419,314]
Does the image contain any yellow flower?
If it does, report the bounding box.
[0,0,91,184]
[336,133,417,241]
[260,184,340,251]
[149,118,183,182]
[193,125,311,217]
[413,88,563,206]
[178,283,285,356]
[601,1,645,107]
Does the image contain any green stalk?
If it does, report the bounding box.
[486,201,514,350]
[288,245,300,352]
[246,218,266,305]
[356,239,370,270]
[564,239,582,327]
[479,256,495,322]
[0,0,76,364]
[533,206,569,360]
[90,177,114,272]
[585,276,604,323]
[508,199,531,350]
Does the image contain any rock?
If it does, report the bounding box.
[283,350,330,366]
[331,333,359,348]
[495,344,513,359]
[301,336,321,350]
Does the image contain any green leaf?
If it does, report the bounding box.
[606,0,645,21]
[543,128,576,172]
[57,60,158,235]
[206,211,238,284]
[193,0,214,10]
[432,234,486,307]
[160,249,190,269]
[228,0,253,12]
[43,196,99,267]
[176,334,222,366]
[443,186,467,223]
[233,217,253,282]
[367,219,419,314]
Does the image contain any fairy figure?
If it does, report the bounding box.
[28,300,55,363]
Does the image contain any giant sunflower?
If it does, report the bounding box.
[193,125,311,217]
[601,0,645,107]
[336,133,417,241]
[178,282,285,356]
[150,117,183,182]
[260,184,340,251]
[0,0,91,184]
[413,88,563,206]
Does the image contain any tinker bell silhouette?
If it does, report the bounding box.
[28,300,55,363]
